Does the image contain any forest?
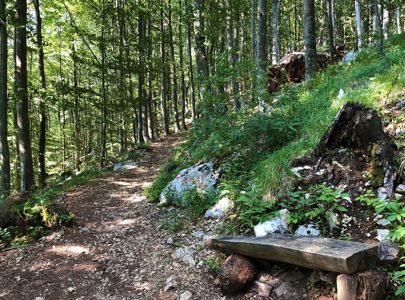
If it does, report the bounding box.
[0,0,405,299]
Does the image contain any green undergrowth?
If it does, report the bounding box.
[149,36,405,295]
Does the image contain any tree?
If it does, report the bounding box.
[372,0,384,55]
[326,0,335,61]
[33,0,47,186]
[0,0,10,194]
[354,0,364,49]
[15,0,34,191]
[256,0,267,102]
[271,0,281,64]
[303,0,317,81]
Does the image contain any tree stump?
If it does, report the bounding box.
[357,270,387,300]
[337,274,358,300]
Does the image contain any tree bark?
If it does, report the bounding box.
[373,0,384,55]
[168,0,180,133]
[303,0,317,81]
[396,7,402,34]
[71,43,80,171]
[271,0,281,64]
[185,0,196,121]
[382,7,389,39]
[160,6,170,136]
[138,12,145,144]
[256,0,267,103]
[178,0,187,130]
[33,0,47,186]
[355,0,364,49]
[0,0,10,194]
[326,0,335,61]
[100,0,108,167]
[15,0,34,191]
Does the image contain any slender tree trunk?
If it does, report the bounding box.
[0,0,10,194]
[168,0,180,133]
[326,0,335,61]
[256,0,267,102]
[160,6,170,136]
[33,0,47,186]
[396,7,402,34]
[100,4,108,167]
[271,0,281,64]
[71,43,81,171]
[15,0,34,191]
[178,0,187,130]
[185,0,196,121]
[382,7,389,39]
[118,0,126,152]
[193,0,209,96]
[147,17,155,139]
[304,0,317,81]
[251,0,256,62]
[227,0,241,110]
[355,0,364,49]
[373,0,384,55]
[138,13,145,144]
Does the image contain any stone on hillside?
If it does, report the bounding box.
[113,160,138,171]
[163,275,178,292]
[378,241,400,262]
[396,184,405,193]
[251,281,273,297]
[217,255,257,295]
[295,224,320,237]
[0,192,29,228]
[376,229,390,241]
[204,197,234,219]
[254,209,289,237]
[159,162,218,206]
[342,51,359,63]
[338,89,346,99]
[174,247,195,266]
[179,291,192,300]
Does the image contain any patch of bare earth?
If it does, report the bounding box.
[0,135,225,300]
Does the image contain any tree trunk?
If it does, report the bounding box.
[0,0,10,194]
[185,0,196,121]
[256,0,267,103]
[382,7,389,39]
[373,0,384,55]
[147,17,155,139]
[118,0,126,152]
[138,13,145,144]
[160,6,170,136]
[168,0,180,133]
[271,0,281,64]
[71,43,80,171]
[100,2,108,167]
[355,0,364,50]
[226,0,241,110]
[15,0,34,191]
[303,0,317,81]
[396,7,402,34]
[33,0,47,187]
[178,0,187,130]
[326,0,335,61]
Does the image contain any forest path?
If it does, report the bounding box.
[0,134,224,300]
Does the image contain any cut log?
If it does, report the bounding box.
[337,274,358,300]
[357,270,387,300]
[206,234,378,274]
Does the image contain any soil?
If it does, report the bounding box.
[0,135,227,300]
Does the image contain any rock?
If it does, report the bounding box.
[217,255,257,295]
[291,166,312,178]
[295,224,320,237]
[34,297,45,300]
[179,291,192,300]
[378,187,387,201]
[326,211,339,233]
[163,275,177,292]
[166,237,174,245]
[274,282,296,299]
[254,209,289,237]
[204,197,234,219]
[376,229,390,241]
[251,281,273,297]
[376,218,390,226]
[60,171,73,181]
[338,89,345,99]
[378,241,400,262]
[174,247,195,266]
[159,162,218,206]
[113,160,138,171]
[191,230,205,238]
[342,51,358,63]
[67,287,76,293]
[396,184,405,193]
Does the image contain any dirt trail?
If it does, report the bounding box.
[0,135,224,300]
